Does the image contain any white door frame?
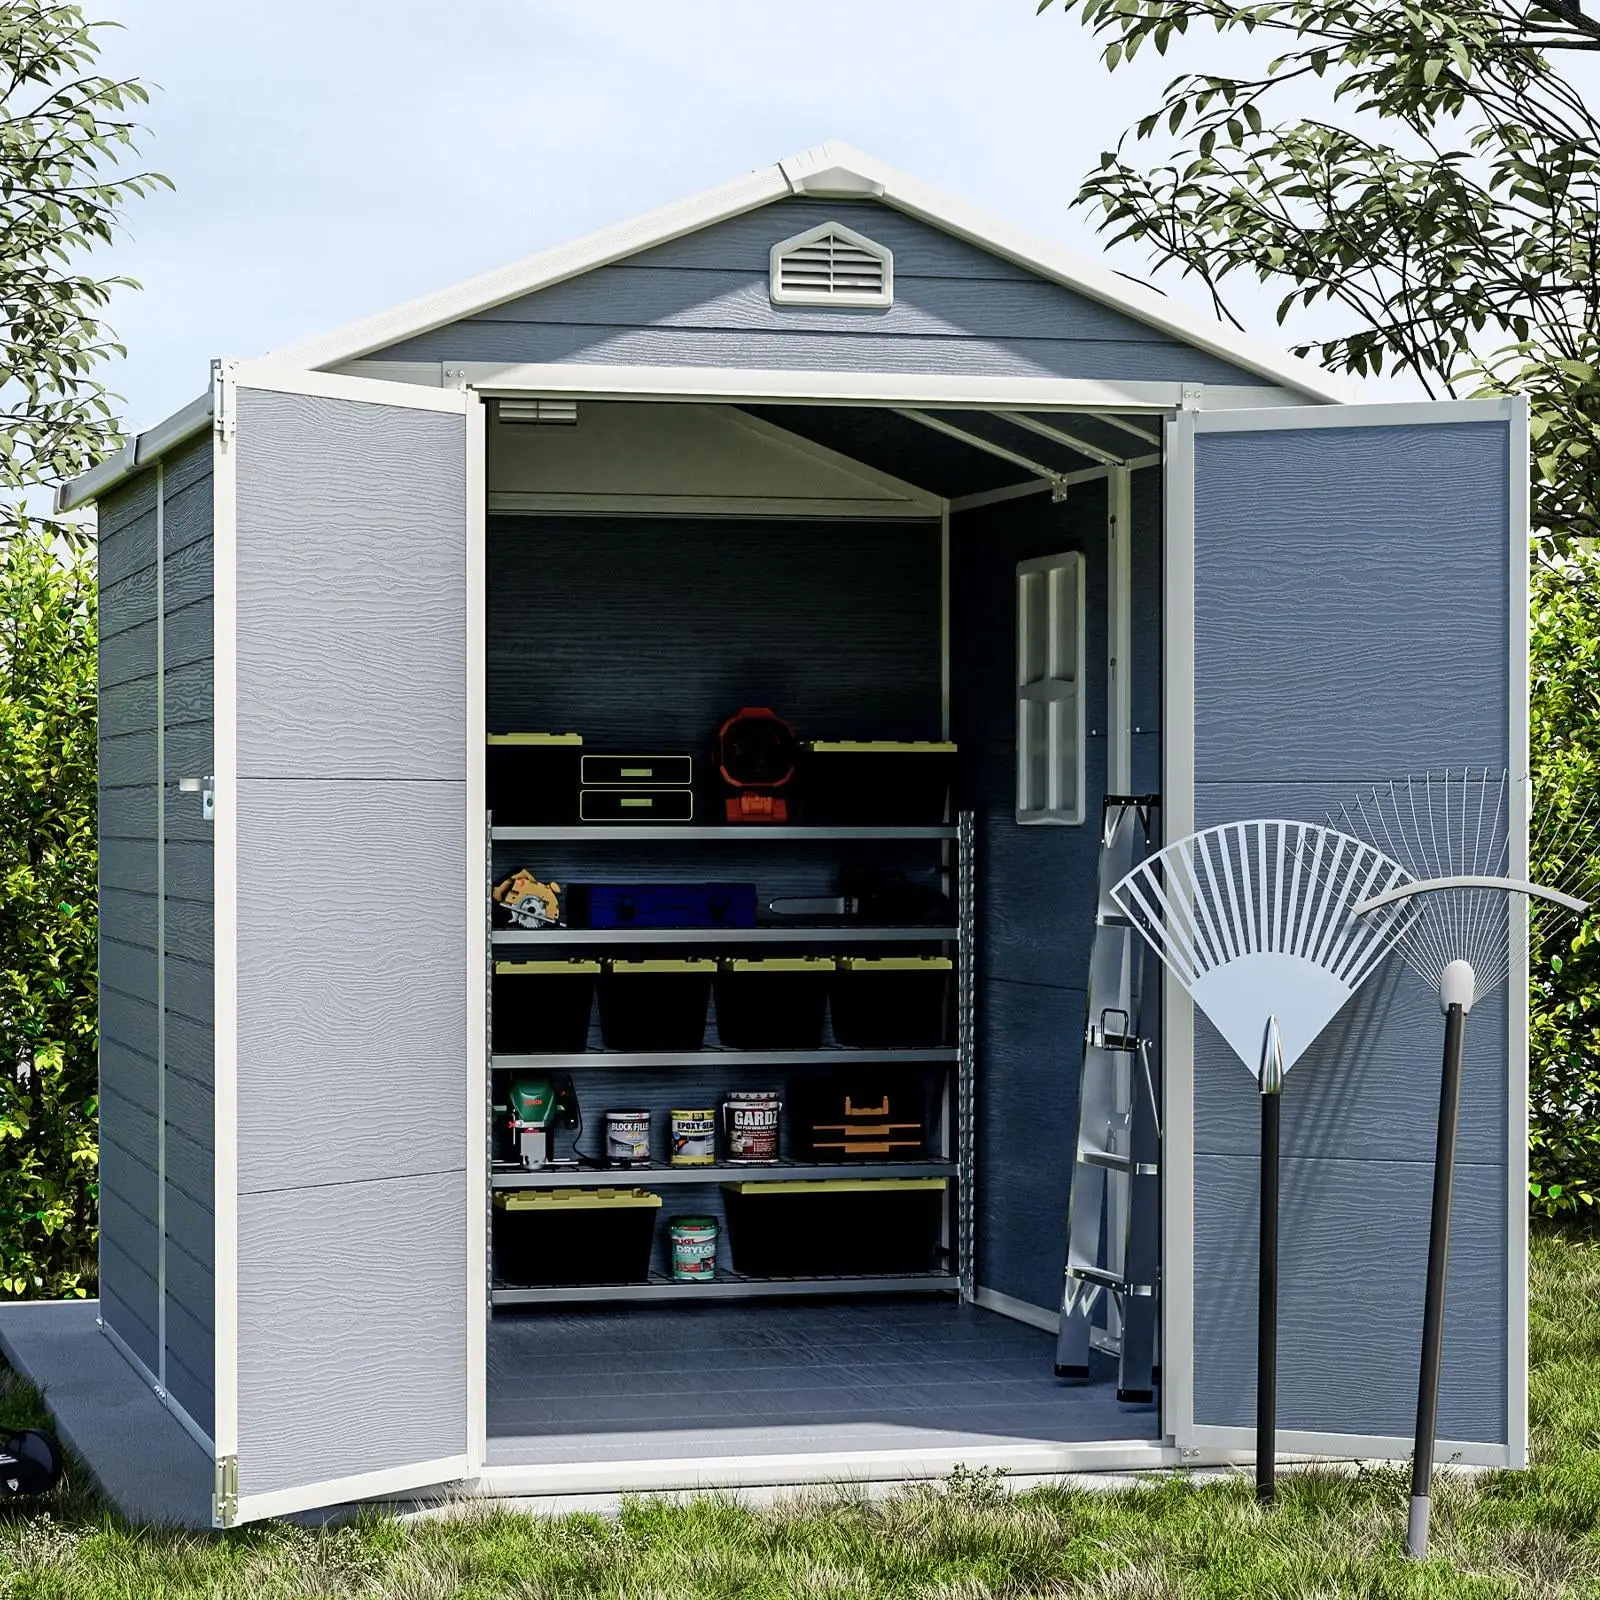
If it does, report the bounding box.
[211,360,487,1526]
[1161,394,1529,1471]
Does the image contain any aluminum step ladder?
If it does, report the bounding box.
[1056,793,1161,1401]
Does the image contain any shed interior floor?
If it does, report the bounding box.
[486,1298,1158,1467]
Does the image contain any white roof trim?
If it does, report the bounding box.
[56,390,212,513]
[273,139,1357,405]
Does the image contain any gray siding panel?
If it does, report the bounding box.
[236,1171,467,1498]
[231,385,469,1496]
[1193,1154,1506,1441]
[98,471,161,1368]
[235,390,467,778]
[160,449,214,1416]
[235,778,467,1193]
[381,323,1255,384]
[1189,416,1512,1445]
[370,198,1264,387]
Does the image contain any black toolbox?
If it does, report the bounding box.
[720,1179,946,1276]
[788,1071,929,1160]
[493,1188,661,1286]
[487,733,582,825]
[580,788,695,823]
[800,741,957,826]
[492,958,599,1054]
[714,957,835,1050]
[597,958,716,1052]
[582,754,693,788]
[830,956,953,1048]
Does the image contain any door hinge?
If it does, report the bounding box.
[213,1454,239,1528]
[212,361,237,444]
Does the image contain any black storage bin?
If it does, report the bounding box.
[800,741,957,826]
[721,1179,945,1276]
[788,1071,929,1160]
[493,1188,661,1286]
[580,788,694,823]
[487,733,582,825]
[715,957,835,1050]
[571,883,757,930]
[831,956,952,1048]
[492,959,599,1054]
[597,958,715,1052]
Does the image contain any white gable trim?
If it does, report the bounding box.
[269,140,1357,406]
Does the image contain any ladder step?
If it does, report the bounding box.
[1081,1150,1132,1173]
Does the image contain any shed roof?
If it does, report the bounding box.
[274,140,1356,405]
[61,140,1357,512]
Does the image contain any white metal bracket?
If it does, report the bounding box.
[213,1454,238,1528]
[443,366,469,391]
[212,362,237,443]
[179,774,215,822]
[1179,385,1205,413]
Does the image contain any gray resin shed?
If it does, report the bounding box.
[27,142,1525,1526]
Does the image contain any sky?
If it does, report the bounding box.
[85,1,1466,432]
[88,0,1308,431]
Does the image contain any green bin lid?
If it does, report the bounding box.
[495,1188,662,1211]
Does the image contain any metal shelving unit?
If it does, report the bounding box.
[493,1159,956,1191]
[486,811,975,1308]
[492,1047,957,1071]
[493,825,958,843]
[493,925,956,947]
[492,1271,961,1307]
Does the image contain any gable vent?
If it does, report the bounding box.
[770,221,893,309]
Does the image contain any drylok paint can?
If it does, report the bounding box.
[723,1091,781,1163]
[670,1217,718,1282]
[604,1108,651,1166]
[669,1108,716,1166]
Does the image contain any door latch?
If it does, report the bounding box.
[178,775,215,822]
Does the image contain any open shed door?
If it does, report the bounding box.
[1163,397,1527,1468]
[212,364,485,1524]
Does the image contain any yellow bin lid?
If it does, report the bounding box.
[487,732,583,746]
[804,741,957,753]
[721,1178,947,1196]
[723,957,837,973]
[607,959,717,974]
[494,959,601,975]
[838,956,953,973]
[496,1188,662,1211]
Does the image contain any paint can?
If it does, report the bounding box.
[669,1217,719,1282]
[723,1090,782,1163]
[669,1108,716,1166]
[604,1108,651,1166]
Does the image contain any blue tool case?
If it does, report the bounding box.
[570,883,758,929]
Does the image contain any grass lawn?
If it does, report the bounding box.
[3,1229,1600,1598]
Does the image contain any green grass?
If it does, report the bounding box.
[5,1230,1600,1598]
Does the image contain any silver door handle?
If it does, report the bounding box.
[178,775,215,822]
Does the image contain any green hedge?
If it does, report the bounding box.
[0,520,97,1298]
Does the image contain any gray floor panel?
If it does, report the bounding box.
[0,1299,214,1528]
[487,1299,1159,1465]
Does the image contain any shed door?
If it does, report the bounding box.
[212,364,485,1523]
[1165,398,1527,1467]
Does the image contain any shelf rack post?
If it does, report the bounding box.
[958,810,977,1303]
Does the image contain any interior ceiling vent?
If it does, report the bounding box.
[497,398,579,426]
[769,221,894,309]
